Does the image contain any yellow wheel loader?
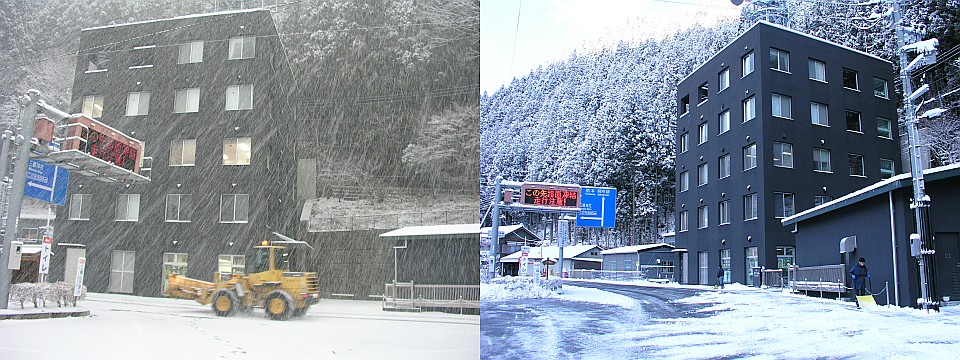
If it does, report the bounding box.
[165,242,319,320]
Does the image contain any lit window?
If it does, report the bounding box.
[228,36,256,60]
[772,93,792,119]
[69,194,92,220]
[809,59,826,82]
[82,95,104,118]
[774,192,795,218]
[126,92,150,116]
[743,96,756,123]
[773,142,793,168]
[849,153,865,177]
[877,118,892,139]
[223,137,252,165]
[744,193,758,220]
[811,102,828,126]
[814,148,831,172]
[742,51,754,77]
[178,41,204,64]
[846,110,862,132]
[719,69,730,92]
[116,194,140,221]
[225,84,253,111]
[743,143,757,171]
[843,68,859,90]
[770,48,789,72]
[169,139,196,166]
[220,194,249,223]
[880,158,895,179]
[719,154,731,179]
[174,88,200,113]
[165,194,191,222]
[698,163,708,186]
[719,110,730,135]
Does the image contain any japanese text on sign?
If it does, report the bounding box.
[519,183,581,209]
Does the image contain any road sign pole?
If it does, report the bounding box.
[490,176,502,279]
[0,90,40,309]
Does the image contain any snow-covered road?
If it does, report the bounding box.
[0,293,478,360]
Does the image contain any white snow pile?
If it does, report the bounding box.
[482,277,636,308]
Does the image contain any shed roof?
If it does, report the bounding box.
[782,163,960,226]
[378,224,479,241]
[601,243,675,255]
[500,245,599,263]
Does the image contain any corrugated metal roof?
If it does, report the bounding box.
[600,243,675,255]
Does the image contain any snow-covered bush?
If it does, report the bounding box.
[483,276,560,301]
[7,282,87,309]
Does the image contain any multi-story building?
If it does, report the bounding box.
[49,9,300,296]
[674,21,900,286]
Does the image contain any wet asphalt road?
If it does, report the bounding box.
[480,282,719,359]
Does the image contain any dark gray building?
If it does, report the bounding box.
[674,21,900,286]
[601,243,675,279]
[782,164,960,307]
[50,9,301,296]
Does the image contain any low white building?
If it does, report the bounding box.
[501,245,601,277]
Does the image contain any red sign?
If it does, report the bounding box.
[62,115,143,173]
[520,183,581,209]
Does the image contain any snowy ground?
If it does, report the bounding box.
[482,277,960,359]
[0,293,478,360]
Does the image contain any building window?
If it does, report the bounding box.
[720,249,731,284]
[743,143,757,171]
[742,51,754,77]
[873,77,888,98]
[174,88,200,113]
[719,154,731,179]
[746,247,759,285]
[116,194,140,222]
[699,123,708,144]
[178,41,204,64]
[849,153,865,177]
[842,68,859,90]
[130,45,155,69]
[698,252,709,284]
[814,195,833,207]
[846,110,862,133]
[811,102,829,126]
[82,95,104,118]
[68,194,92,220]
[719,110,730,135]
[125,92,150,116]
[679,211,688,232]
[169,139,197,166]
[86,51,109,73]
[225,84,253,111]
[680,95,690,116]
[814,148,832,172]
[698,206,708,229]
[165,194,191,222]
[744,193,758,220]
[218,254,245,274]
[773,142,794,168]
[220,194,249,223]
[877,118,892,139]
[698,82,709,104]
[162,253,189,293]
[228,36,256,60]
[809,59,826,82]
[719,69,730,92]
[719,200,730,225]
[679,132,689,153]
[776,246,795,271]
[770,48,789,72]
[743,96,756,123]
[772,93,792,119]
[624,259,632,271]
[698,163,708,186]
[880,158,895,179]
[223,137,252,165]
[679,171,689,192]
[774,192,795,218]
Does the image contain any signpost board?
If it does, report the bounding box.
[519,246,530,276]
[24,159,69,206]
[74,257,86,297]
[576,186,617,228]
[39,236,52,275]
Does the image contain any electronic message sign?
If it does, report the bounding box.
[519,183,581,209]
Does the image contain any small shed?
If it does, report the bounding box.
[379,223,479,285]
[501,245,602,277]
[480,224,542,259]
[601,244,676,279]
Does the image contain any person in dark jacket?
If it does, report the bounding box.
[716,266,725,289]
[849,257,869,307]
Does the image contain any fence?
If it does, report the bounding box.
[788,264,846,293]
[761,268,786,288]
[383,282,479,312]
[310,210,476,232]
[569,267,675,283]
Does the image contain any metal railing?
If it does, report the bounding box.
[383,282,479,312]
[310,210,476,232]
[569,268,675,282]
[789,264,846,293]
[761,268,786,288]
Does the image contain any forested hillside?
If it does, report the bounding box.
[481,0,960,247]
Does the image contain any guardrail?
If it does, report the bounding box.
[569,268,675,282]
[383,282,479,313]
[761,268,785,288]
[788,264,846,293]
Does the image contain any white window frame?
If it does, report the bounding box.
[223,137,252,166]
[742,51,754,77]
[770,48,789,72]
[814,195,833,207]
[719,200,730,225]
[873,77,889,98]
[126,92,150,116]
[846,110,862,133]
[165,194,191,222]
[773,142,793,168]
[814,148,832,173]
[178,41,204,64]
[877,117,892,139]
[169,139,196,166]
[116,193,140,222]
[880,158,895,179]
[679,211,689,232]
[772,93,792,119]
[698,206,708,229]
[774,192,795,218]
[162,253,189,294]
[228,36,256,60]
[743,144,757,171]
[744,193,758,220]
[743,96,756,123]
[849,153,865,177]
[679,133,689,153]
[174,88,200,113]
[82,95,104,119]
[811,102,829,126]
[698,123,708,145]
[698,163,708,187]
[679,171,689,192]
[220,194,250,223]
[225,84,253,111]
[843,68,859,90]
[719,69,730,92]
[69,194,92,220]
[698,82,709,104]
[129,45,155,69]
[109,250,135,294]
[719,154,731,179]
[719,110,730,135]
[809,59,826,82]
[218,254,245,274]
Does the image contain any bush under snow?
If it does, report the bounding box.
[9,282,87,309]
[482,276,561,301]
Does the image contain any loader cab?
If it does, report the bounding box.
[251,245,289,274]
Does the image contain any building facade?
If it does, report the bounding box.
[50,9,301,296]
[675,21,900,286]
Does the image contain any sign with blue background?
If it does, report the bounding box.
[576,186,617,228]
[24,159,69,206]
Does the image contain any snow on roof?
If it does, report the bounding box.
[601,243,675,255]
[378,224,480,240]
[501,245,600,261]
[83,8,267,31]
[479,224,526,235]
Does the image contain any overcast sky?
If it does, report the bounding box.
[481,0,743,94]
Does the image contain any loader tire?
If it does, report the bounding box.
[293,304,310,318]
[265,290,294,321]
[211,290,239,317]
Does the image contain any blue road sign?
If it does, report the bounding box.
[24,159,69,206]
[576,186,617,228]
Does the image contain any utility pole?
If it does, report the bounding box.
[892,0,940,312]
[489,176,502,280]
